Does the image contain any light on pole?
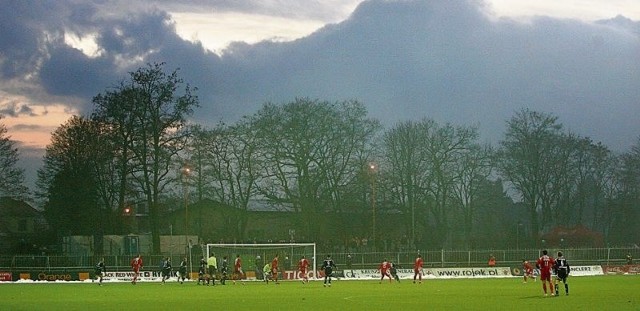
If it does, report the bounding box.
[368,162,378,250]
[181,162,192,278]
[516,222,523,250]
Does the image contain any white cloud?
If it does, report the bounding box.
[171,12,327,54]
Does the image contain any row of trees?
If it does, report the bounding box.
[1,63,638,252]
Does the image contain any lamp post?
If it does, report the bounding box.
[516,222,523,250]
[181,162,192,277]
[368,162,377,250]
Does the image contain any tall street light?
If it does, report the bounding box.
[516,222,523,250]
[368,162,378,251]
[181,162,192,277]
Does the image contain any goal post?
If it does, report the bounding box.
[205,243,316,281]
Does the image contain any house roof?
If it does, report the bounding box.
[0,197,40,217]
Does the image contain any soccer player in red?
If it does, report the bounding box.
[233,254,244,284]
[298,255,310,284]
[536,250,555,296]
[130,254,143,285]
[413,254,424,284]
[522,259,535,283]
[271,254,280,284]
[379,259,392,283]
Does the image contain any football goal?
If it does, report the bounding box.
[205,243,317,281]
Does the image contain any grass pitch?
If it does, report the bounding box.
[0,276,637,310]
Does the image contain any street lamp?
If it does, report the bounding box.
[181,162,192,277]
[368,162,378,250]
[516,222,523,250]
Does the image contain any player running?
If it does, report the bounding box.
[554,252,570,296]
[522,259,535,283]
[379,259,393,283]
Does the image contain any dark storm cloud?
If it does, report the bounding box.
[0,0,218,114]
[1,0,638,152]
[209,0,640,150]
[0,101,36,117]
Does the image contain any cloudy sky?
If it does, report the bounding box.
[1,0,639,188]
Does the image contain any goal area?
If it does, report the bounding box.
[205,243,316,280]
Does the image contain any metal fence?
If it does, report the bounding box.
[1,247,637,272]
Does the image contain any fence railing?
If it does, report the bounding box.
[1,247,637,272]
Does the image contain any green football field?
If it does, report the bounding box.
[0,275,637,310]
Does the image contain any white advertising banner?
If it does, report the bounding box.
[342,267,512,280]
[568,265,604,276]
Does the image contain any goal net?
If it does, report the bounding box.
[205,243,316,281]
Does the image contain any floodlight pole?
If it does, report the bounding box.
[182,162,192,277]
[369,162,377,251]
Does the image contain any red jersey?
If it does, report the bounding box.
[234,257,242,272]
[131,256,143,272]
[536,255,555,275]
[379,261,390,273]
[414,257,424,271]
[298,258,309,272]
[523,261,534,274]
[271,257,279,271]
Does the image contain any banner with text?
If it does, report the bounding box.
[341,267,512,280]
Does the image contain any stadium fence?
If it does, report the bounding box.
[0,247,637,273]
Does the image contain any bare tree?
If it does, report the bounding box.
[252,98,379,241]
[125,63,198,253]
[497,109,564,242]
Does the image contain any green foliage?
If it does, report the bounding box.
[0,276,637,310]
[0,119,29,199]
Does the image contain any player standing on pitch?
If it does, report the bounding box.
[130,254,143,285]
[298,255,310,284]
[536,250,555,297]
[161,257,172,284]
[220,256,229,285]
[95,257,106,285]
[178,257,188,284]
[321,255,336,287]
[233,254,244,284]
[207,253,217,286]
[271,254,280,284]
[413,254,424,284]
[554,252,570,296]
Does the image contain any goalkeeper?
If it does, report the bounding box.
[262,263,272,284]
